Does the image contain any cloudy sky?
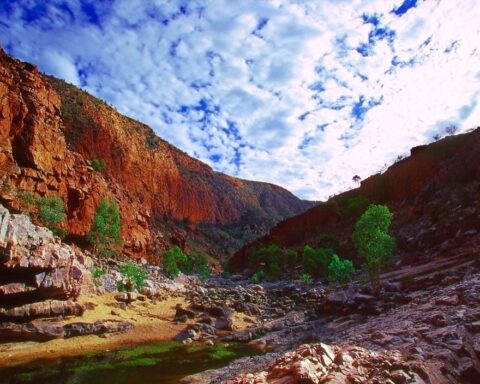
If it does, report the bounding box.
[1,0,480,200]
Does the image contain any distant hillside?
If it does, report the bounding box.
[229,127,480,270]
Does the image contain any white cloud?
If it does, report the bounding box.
[1,0,480,201]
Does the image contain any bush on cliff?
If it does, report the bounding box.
[90,158,106,172]
[20,194,67,238]
[38,196,66,225]
[88,198,122,257]
[352,204,395,292]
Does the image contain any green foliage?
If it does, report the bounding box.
[90,158,106,172]
[352,204,395,290]
[327,255,355,284]
[38,196,66,225]
[302,246,334,278]
[51,227,68,240]
[194,256,211,281]
[19,191,38,206]
[92,267,106,287]
[251,269,267,284]
[248,244,298,281]
[300,273,314,285]
[117,262,148,292]
[88,198,122,257]
[162,246,188,278]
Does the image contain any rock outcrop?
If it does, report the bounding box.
[0,47,313,260]
[0,204,91,323]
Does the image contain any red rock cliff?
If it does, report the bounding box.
[0,49,313,260]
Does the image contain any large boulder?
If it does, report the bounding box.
[0,204,92,322]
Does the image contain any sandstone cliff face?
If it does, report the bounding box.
[230,128,480,269]
[0,48,313,260]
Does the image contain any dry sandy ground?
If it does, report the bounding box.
[0,293,255,368]
[0,293,187,367]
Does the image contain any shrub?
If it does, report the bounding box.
[19,191,38,206]
[162,246,188,278]
[251,269,267,284]
[302,246,334,278]
[51,227,68,240]
[38,196,66,225]
[90,159,106,172]
[249,244,284,281]
[117,262,148,292]
[92,267,106,287]
[88,198,122,257]
[194,256,211,282]
[352,204,395,291]
[327,255,355,284]
[300,273,314,285]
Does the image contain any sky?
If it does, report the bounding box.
[1,0,480,201]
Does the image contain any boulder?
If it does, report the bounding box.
[0,204,91,327]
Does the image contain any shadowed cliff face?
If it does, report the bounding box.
[230,127,480,270]
[0,48,313,260]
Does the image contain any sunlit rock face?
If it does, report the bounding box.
[0,48,313,261]
[0,204,92,322]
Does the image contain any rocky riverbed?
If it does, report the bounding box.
[1,202,480,383]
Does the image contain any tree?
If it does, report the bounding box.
[249,244,283,280]
[327,255,355,284]
[352,204,395,292]
[118,262,148,292]
[88,198,122,257]
[38,196,66,225]
[302,246,334,278]
[162,246,188,278]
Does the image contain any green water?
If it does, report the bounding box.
[0,341,260,384]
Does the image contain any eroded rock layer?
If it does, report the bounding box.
[0,204,91,322]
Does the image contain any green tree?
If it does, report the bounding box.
[249,244,284,281]
[88,198,122,257]
[327,255,355,284]
[162,246,188,278]
[118,262,148,292]
[38,196,66,225]
[302,246,334,278]
[352,204,395,292]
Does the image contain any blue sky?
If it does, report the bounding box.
[2,0,480,200]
